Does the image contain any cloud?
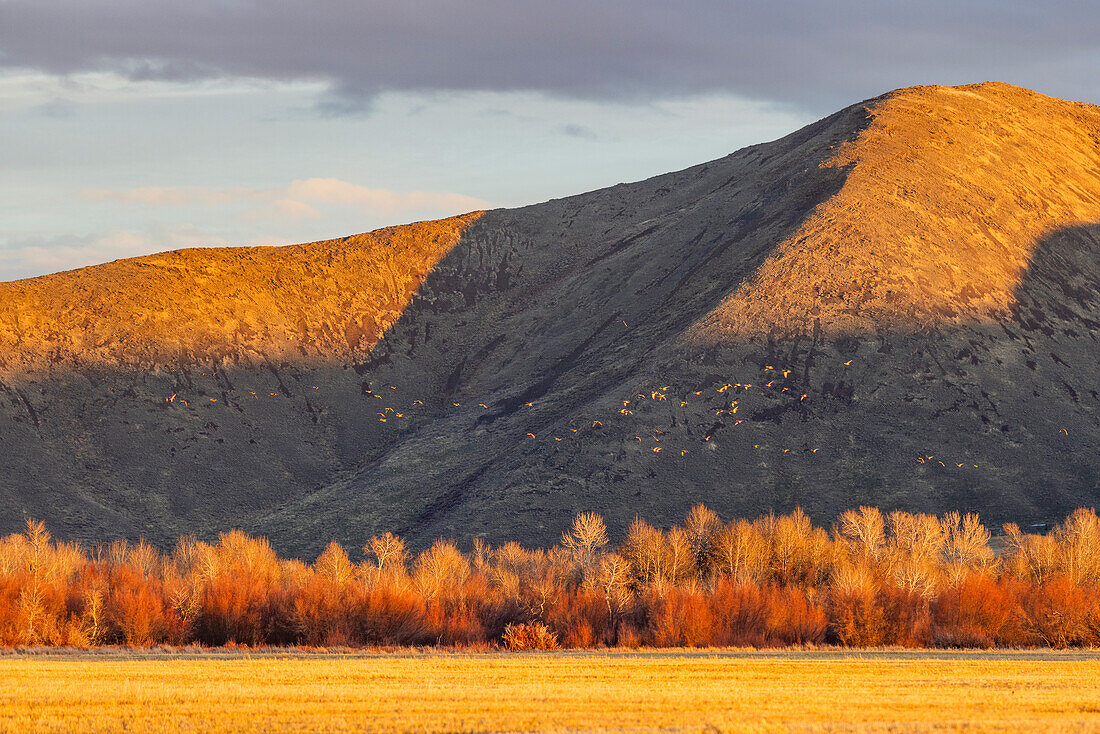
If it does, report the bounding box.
[78,179,491,221]
[284,178,489,212]
[78,180,490,220]
[80,186,250,207]
[0,225,227,281]
[1,1,1098,112]
[559,124,598,141]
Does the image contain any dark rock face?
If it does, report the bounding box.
[2,83,1099,555]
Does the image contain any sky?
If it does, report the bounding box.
[2,1,1099,281]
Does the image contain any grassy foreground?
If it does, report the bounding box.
[3,651,1100,732]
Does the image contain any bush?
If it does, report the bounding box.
[2,507,1100,649]
[502,622,558,650]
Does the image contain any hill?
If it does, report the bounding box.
[2,82,1099,554]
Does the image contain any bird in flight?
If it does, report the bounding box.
[844,360,853,366]
[812,448,819,453]
[592,420,602,427]
[479,404,488,409]
[413,400,423,405]
[652,447,661,453]
[526,433,536,439]
[453,403,461,407]
[1061,428,1070,435]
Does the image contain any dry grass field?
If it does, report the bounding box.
[3,650,1100,732]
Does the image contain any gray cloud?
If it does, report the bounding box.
[1,1,1098,112]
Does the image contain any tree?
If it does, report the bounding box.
[839,506,886,562]
[684,504,721,575]
[366,532,407,573]
[942,512,993,585]
[560,512,609,574]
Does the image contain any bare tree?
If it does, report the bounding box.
[366,532,407,573]
[684,504,721,576]
[561,512,609,569]
[839,506,886,562]
[942,511,993,585]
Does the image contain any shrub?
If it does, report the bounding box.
[1,506,1100,650]
[502,622,558,650]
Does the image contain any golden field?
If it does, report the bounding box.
[3,650,1099,733]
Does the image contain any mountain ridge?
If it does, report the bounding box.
[2,82,1098,555]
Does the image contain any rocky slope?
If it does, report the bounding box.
[2,82,1098,554]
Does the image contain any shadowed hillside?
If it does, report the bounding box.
[2,82,1098,554]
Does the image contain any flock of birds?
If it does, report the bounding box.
[149,357,1075,470]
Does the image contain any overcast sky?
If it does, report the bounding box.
[2,1,1098,280]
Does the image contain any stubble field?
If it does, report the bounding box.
[4,649,1099,733]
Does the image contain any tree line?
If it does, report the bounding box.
[3,506,1099,648]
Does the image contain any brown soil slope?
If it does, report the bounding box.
[1,83,1098,554]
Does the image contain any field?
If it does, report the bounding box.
[4,650,1100,732]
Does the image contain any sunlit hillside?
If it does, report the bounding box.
[1,83,1098,554]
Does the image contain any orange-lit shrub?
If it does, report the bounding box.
[646,588,715,647]
[545,589,614,647]
[502,622,558,650]
[1019,576,1090,647]
[1,508,1100,649]
[765,585,828,645]
[931,573,1024,647]
[709,580,767,646]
